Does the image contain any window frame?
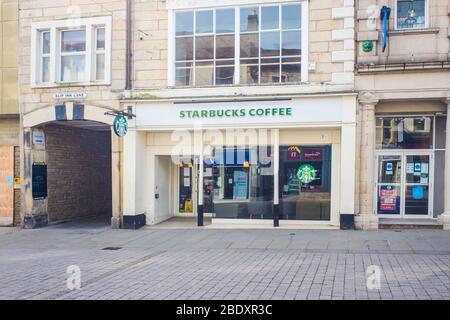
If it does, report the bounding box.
[394,0,429,31]
[31,16,112,88]
[168,1,308,87]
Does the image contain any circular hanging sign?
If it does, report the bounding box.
[113,115,128,137]
[297,164,316,184]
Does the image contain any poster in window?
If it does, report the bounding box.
[233,170,248,200]
[379,185,399,213]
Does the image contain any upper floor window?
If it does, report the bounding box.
[172,2,307,87]
[396,0,427,30]
[31,17,111,87]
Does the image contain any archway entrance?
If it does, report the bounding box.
[22,104,121,229]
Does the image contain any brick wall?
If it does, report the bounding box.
[45,124,112,223]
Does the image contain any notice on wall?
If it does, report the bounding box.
[32,129,45,145]
[183,178,190,187]
[406,163,414,174]
[379,186,398,212]
[183,168,190,177]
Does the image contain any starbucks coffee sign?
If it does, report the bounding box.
[113,115,128,137]
[136,97,345,129]
[179,107,292,119]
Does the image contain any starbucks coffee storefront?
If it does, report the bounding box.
[121,94,357,229]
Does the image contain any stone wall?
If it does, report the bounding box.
[45,124,112,223]
[0,0,19,115]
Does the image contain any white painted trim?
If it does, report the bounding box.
[30,16,112,88]
[301,0,309,82]
[167,0,301,10]
[167,10,176,87]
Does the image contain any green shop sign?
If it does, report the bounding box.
[179,107,292,119]
[113,115,128,137]
[297,164,316,184]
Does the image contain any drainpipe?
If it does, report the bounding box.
[125,0,132,90]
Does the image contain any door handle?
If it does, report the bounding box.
[155,193,159,199]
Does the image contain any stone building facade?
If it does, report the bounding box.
[18,0,126,228]
[0,0,20,226]
[355,0,450,229]
[120,0,360,229]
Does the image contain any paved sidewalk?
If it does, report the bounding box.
[0,223,449,300]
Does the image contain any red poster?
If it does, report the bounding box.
[379,187,397,211]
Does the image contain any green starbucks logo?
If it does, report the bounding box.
[297,164,316,184]
[113,115,128,137]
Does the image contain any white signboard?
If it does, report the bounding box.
[53,92,86,100]
[32,129,45,145]
[136,97,345,129]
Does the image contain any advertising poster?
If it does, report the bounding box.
[233,171,248,200]
[379,185,399,213]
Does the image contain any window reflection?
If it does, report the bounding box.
[376,116,433,149]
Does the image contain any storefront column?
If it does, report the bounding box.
[196,129,204,227]
[439,97,450,230]
[273,129,279,227]
[111,131,121,229]
[355,93,379,230]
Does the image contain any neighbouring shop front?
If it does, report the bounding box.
[122,95,357,229]
[375,114,446,219]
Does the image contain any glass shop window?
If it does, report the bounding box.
[396,0,427,30]
[279,146,332,221]
[203,146,274,220]
[376,116,433,149]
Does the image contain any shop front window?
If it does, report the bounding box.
[204,146,274,219]
[376,116,433,149]
[279,146,332,221]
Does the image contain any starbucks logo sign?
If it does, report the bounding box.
[297,164,316,184]
[113,115,128,137]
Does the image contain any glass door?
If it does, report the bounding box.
[404,154,431,217]
[375,152,432,218]
[376,154,402,216]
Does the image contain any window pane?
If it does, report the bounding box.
[240,7,259,32]
[42,32,50,54]
[195,64,214,86]
[281,63,301,82]
[397,0,426,29]
[61,30,86,52]
[260,63,280,83]
[176,37,193,61]
[61,55,85,82]
[280,146,331,221]
[195,36,214,60]
[282,4,302,29]
[376,117,433,149]
[216,65,234,85]
[96,53,105,80]
[240,33,259,58]
[176,11,193,35]
[96,28,105,49]
[42,57,50,82]
[261,31,280,57]
[216,9,235,33]
[216,35,235,59]
[196,10,213,34]
[176,68,193,86]
[282,31,301,56]
[240,59,259,84]
[261,6,279,30]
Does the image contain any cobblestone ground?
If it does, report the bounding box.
[0,221,450,300]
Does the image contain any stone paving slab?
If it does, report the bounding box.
[0,224,449,300]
